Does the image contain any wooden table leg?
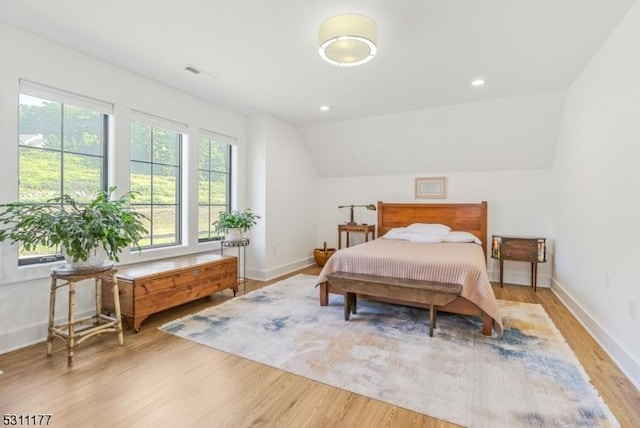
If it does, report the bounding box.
[499,259,504,288]
[94,277,101,325]
[47,277,57,356]
[110,272,125,346]
[67,280,76,368]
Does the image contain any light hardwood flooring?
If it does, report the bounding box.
[1,266,638,427]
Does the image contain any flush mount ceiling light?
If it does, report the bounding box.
[318,14,377,67]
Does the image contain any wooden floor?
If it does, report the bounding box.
[1,266,639,428]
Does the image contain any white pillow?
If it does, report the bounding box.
[441,231,482,245]
[404,223,452,236]
[408,234,443,243]
[382,227,409,240]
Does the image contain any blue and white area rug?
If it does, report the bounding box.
[160,274,618,428]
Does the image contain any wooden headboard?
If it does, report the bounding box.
[377,201,488,255]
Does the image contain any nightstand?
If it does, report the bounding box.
[338,224,376,249]
[491,235,546,291]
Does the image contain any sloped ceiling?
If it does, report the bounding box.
[298,91,566,177]
[0,0,635,175]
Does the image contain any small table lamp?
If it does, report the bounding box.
[338,204,377,225]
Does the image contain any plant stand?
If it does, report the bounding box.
[48,264,124,367]
[220,238,250,293]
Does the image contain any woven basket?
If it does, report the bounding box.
[313,242,336,267]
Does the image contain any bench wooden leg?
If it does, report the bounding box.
[344,292,358,320]
[429,304,436,337]
[320,283,329,306]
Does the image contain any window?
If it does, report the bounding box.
[18,84,109,265]
[130,116,183,248]
[198,132,233,241]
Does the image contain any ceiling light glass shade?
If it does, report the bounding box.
[318,14,377,67]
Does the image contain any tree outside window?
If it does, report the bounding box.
[130,119,181,248]
[198,135,231,241]
[17,93,107,265]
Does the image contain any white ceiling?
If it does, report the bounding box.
[0,0,635,126]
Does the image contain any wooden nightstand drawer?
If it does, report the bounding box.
[502,238,538,260]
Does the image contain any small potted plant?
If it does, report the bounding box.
[212,209,260,242]
[0,187,148,269]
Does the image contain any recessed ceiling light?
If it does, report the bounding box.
[320,105,330,111]
[471,79,485,87]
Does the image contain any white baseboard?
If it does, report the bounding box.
[0,310,94,355]
[246,256,316,282]
[551,278,640,391]
[487,269,551,288]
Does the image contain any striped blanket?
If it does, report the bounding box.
[317,239,503,335]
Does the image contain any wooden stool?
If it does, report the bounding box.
[48,264,124,367]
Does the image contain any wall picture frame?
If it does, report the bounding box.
[415,177,446,199]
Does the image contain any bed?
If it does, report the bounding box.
[317,201,503,336]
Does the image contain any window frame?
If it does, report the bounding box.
[129,113,186,250]
[17,82,111,266]
[197,131,234,243]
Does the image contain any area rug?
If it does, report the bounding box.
[160,274,619,428]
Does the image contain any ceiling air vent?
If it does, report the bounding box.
[185,65,202,74]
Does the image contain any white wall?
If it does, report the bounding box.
[299,91,566,178]
[0,23,248,353]
[246,115,268,273]
[552,2,640,388]
[318,170,555,286]
[247,114,320,280]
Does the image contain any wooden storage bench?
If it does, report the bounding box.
[102,253,237,331]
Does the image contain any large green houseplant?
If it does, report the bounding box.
[212,209,260,241]
[0,187,148,269]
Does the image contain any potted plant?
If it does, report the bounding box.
[0,187,148,269]
[213,209,260,242]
